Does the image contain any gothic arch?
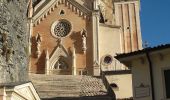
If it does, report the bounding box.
[46,44,71,74]
[53,56,69,70]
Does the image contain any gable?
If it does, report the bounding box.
[33,0,92,26]
[13,82,40,100]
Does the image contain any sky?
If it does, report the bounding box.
[140,0,170,47]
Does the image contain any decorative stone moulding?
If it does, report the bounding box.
[51,19,72,38]
[33,0,91,27]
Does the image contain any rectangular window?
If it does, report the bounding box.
[164,69,170,98]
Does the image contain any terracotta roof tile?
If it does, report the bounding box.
[115,44,170,59]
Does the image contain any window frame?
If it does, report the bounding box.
[162,67,170,99]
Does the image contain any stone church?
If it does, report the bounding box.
[0,0,142,99]
[28,0,142,76]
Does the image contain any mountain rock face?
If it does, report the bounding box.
[0,0,28,84]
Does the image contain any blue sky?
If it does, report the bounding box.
[140,0,170,47]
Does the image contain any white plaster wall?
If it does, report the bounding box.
[98,25,122,70]
[99,25,121,57]
[131,49,170,100]
[106,74,133,99]
[150,50,170,100]
[131,58,152,100]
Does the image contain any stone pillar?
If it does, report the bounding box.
[4,88,13,100]
[45,49,50,75]
[93,0,100,10]
[93,61,100,76]
[28,0,33,73]
[0,0,28,84]
[92,3,100,76]
[0,87,5,100]
[28,19,33,73]
[72,46,76,75]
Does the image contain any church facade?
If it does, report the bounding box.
[28,0,142,76]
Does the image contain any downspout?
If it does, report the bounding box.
[146,52,155,100]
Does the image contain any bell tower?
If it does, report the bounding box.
[97,0,142,71]
[114,0,142,53]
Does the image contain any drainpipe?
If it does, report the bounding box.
[146,52,155,100]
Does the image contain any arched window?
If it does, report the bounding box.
[54,57,68,70]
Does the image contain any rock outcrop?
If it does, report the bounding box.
[0,0,28,84]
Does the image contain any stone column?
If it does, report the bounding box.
[92,2,100,76]
[28,0,33,73]
[0,87,5,100]
[45,49,50,75]
[72,46,76,75]
[93,0,100,10]
[4,88,13,100]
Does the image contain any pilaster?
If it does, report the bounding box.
[92,10,100,76]
[72,46,76,75]
[28,0,33,73]
[0,87,6,100]
[134,2,142,49]
[4,88,13,100]
[45,49,50,75]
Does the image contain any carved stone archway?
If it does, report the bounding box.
[45,44,71,75]
[53,56,69,70]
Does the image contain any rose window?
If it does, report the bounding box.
[52,20,71,38]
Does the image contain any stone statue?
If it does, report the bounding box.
[36,33,42,58]
[54,58,68,69]
[81,29,87,54]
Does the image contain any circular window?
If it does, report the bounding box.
[51,19,72,38]
[103,55,113,65]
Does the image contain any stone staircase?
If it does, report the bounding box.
[29,74,114,100]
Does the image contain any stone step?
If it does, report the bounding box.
[41,96,113,100]
[38,91,80,97]
[29,74,113,100]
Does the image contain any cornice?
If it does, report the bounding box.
[32,0,92,27]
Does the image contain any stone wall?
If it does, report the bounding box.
[30,3,93,75]
[0,0,28,84]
